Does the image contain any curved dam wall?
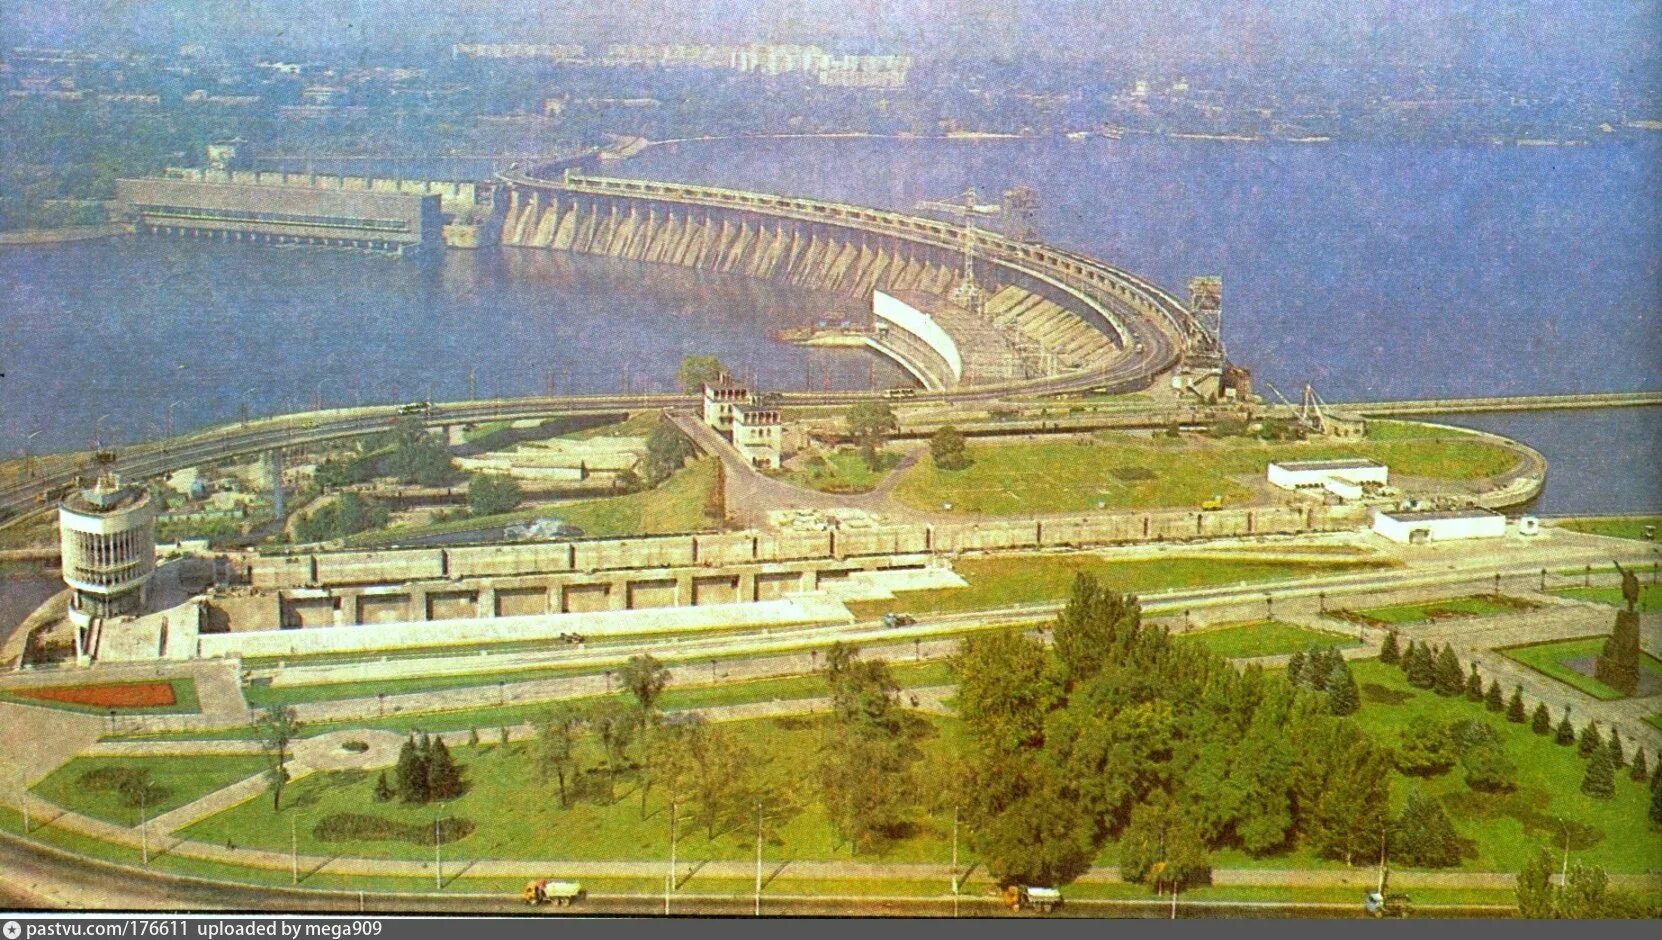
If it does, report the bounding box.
[873,290,963,382]
[496,174,1197,382]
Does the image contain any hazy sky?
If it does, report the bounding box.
[6,0,1659,79]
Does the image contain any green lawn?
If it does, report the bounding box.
[116,661,954,743]
[345,457,721,547]
[1500,637,1662,701]
[180,715,971,866]
[1340,659,1662,874]
[1346,595,1537,626]
[31,755,268,826]
[1647,714,1662,734]
[848,553,1390,619]
[1549,584,1662,613]
[891,424,1521,515]
[788,449,900,494]
[0,678,200,716]
[1175,620,1360,659]
[1555,516,1662,542]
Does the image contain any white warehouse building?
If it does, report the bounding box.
[1267,458,1389,490]
[1371,508,1507,544]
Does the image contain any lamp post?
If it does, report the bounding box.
[1557,817,1570,887]
[93,413,113,451]
[951,806,960,918]
[139,783,149,866]
[435,804,445,890]
[1264,592,1274,621]
[754,800,764,917]
[23,429,42,479]
[166,400,185,443]
[315,378,339,412]
[291,810,299,885]
[241,386,260,424]
[665,798,678,915]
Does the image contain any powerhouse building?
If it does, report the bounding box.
[116,177,442,254]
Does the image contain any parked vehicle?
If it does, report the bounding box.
[883,386,918,399]
[882,612,917,629]
[522,879,584,907]
[1002,885,1062,913]
[397,401,433,415]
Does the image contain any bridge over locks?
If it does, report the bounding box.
[495,169,1214,397]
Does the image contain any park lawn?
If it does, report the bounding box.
[1555,516,1662,542]
[1175,620,1359,659]
[119,662,955,743]
[30,755,269,826]
[1549,584,1662,613]
[565,411,661,440]
[788,449,900,494]
[181,715,972,867]
[1500,638,1662,701]
[848,553,1390,619]
[346,457,721,547]
[890,426,1520,515]
[1647,714,1662,733]
[1348,595,1537,625]
[1343,659,1662,874]
[0,677,200,716]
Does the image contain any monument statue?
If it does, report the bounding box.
[1613,561,1641,612]
[1596,562,1642,696]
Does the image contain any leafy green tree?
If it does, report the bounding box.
[953,629,1057,753]
[467,473,522,517]
[1464,663,1484,701]
[963,749,1094,888]
[1578,721,1604,758]
[1396,715,1456,777]
[676,355,728,394]
[685,721,757,840]
[1052,573,1139,686]
[1559,862,1611,918]
[824,643,904,734]
[1581,746,1616,799]
[426,736,464,801]
[1298,726,1393,865]
[928,425,970,470]
[385,422,457,486]
[586,698,638,803]
[532,706,580,807]
[1325,660,1360,716]
[255,705,301,812]
[1392,790,1463,868]
[1530,702,1552,735]
[817,725,919,856]
[845,401,898,469]
[642,423,694,485]
[620,653,673,816]
[395,735,429,804]
[1379,630,1401,666]
[1555,707,1577,746]
[1514,845,1558,918]
[1506,686,1527,723]
[1461,741,1517,793]
[1120,799,1211,893]
[1433,644,1464,697]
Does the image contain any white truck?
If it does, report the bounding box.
[522,879,585,907]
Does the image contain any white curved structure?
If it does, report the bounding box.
[873,290,963,381]
[58,474,157,627]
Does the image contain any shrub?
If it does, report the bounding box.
[312,812,475,845]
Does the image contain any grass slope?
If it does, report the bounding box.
[1174,620,1360,659]
[31,755,268,826]
[1501,637,1662,701]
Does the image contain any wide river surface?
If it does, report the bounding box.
[1,135,1657,512]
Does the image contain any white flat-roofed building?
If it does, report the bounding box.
[732,403,783,470]
[59,474,157,627]
[701,381,749,432]
[1267,458,1389,491]
[1372,508,1507,544]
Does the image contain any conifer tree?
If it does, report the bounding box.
[1651,777,1662,828]
[1530,701,1551,735]
[396,736,429,803]
[427,736,463,801]
[372,771,393,803]
[1326,660,1360,716]
[1630,748,1648,783]
[1392,790,1462,868]
[1465,664,1484,701]
[1555,708,1577,746]
[1581,747,1616,799]
[1286,650,1307,689]
[1433,645,1464,697]
[1578,721,1604,759]
[1406,641,1435,689]
[1380,630,1401,666]
[1484,679,1505,712]
[1506,686,1527,723]
[1605,728,1624,768]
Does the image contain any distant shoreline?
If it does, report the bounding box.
[0,224,130,246]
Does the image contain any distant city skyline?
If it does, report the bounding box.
[6,0,1659,82]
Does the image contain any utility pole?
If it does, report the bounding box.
[140,786,149,866]
[665,798,678,914]
[1557,817,1570,886]
[951,806,960,918]
[467,367,477,401]
[435,807,443,890]
[754,800,763,917]
[291,811,298,885]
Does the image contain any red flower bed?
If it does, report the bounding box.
[14,681,177,709]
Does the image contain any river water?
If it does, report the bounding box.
[1,135,1657,510]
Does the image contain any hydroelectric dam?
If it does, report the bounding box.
[495,169,1220,398]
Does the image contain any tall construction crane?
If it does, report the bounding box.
[914,188,1005,313]
[1263,381,1331,434]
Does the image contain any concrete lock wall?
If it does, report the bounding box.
[251,505,1358,594]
